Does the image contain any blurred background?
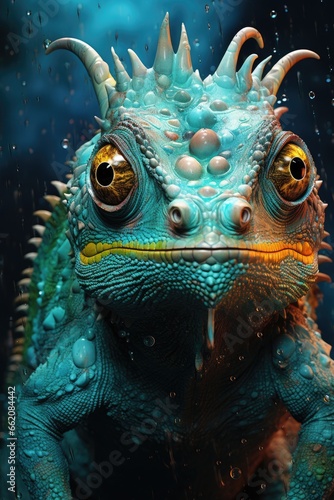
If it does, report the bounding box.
[0,0,333,406]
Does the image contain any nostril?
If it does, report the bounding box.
[241,207,251,225]
[218,198,252,232]
[170,207,182,225]
[168,200,201,233]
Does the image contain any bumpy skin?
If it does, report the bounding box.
[16,15,333,500]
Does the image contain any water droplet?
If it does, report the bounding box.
[331,98,334,107]
[256,332,263,338]
[270,10,277,18]
[282,94,288,102]
[194,39,200,47]
[284,4,288,12]
[22,80,27,86]
[241,438,247,444]
[169,391,176,398]
[26,10,32,16]
[118,330,127,338]
[43,39,52,50]
[128,351,134,361]
[238,355,244,361]
[230,467,242,479]
[12,144,17,150]
[309,91,316,99]
[324,394,330,403]
[326,75,331,83]
[143,335,155,347]
[205,4,209,12]
[229,375,236,382]
[61,138,69,149]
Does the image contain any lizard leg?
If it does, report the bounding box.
[17,323,114,499]
[270,308,334,499]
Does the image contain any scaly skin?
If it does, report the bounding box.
[15,14,333,500]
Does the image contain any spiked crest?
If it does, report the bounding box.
[46,13,319,123]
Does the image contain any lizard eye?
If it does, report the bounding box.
[268,143,311,202]
[90,144,135,207]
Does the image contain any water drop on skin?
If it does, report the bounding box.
[270,10,278,19]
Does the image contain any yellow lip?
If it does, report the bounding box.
[79,240,314,266]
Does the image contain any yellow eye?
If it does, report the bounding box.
[90,144,135,206]
[269,143,311,201]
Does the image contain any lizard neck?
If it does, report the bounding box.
[105,301,276,384]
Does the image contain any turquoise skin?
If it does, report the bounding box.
[15,14,334,500]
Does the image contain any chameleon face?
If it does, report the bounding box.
[48,15,324,322]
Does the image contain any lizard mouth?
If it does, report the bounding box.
[80,240,314,266]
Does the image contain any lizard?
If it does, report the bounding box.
[13,12,334,500]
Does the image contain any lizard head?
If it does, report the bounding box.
[47,14,326,335]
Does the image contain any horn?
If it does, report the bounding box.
[46,38,115,119]
[174,23,193,84]
[153,12,174,78]
[128,49,147,90]
[215,27,264,87]
[261,50,320,95]
[236,54,258,92]
[252,55,272,80]
[111,47,131,92]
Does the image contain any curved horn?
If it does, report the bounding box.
[252,55,272,80]
[236,53,258,92]
[46,38,115,119]
[261,50,320,96]
[215,27,264,86]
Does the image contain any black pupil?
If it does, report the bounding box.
[290,157,306,180]
[96,162,114,186]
